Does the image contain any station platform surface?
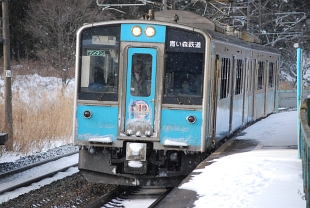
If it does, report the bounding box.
[156,111,305,208]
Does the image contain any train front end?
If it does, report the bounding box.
[73,20,212,186]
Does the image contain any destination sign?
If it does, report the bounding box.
[87,50,105,56]
[166,29,205,53]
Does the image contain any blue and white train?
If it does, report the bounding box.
[73,10,280,187]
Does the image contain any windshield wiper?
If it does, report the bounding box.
[175,93,183,105]
[97,78,114,101]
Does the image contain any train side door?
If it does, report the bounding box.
[124,48,157,136]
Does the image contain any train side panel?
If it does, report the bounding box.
[212,41,279,141]
[231,94,244,132]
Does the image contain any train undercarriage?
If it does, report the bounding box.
[78,144,209,187]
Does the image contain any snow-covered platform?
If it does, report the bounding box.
[157,111,305,208]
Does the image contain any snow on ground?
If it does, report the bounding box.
[0,140,71,163]
[120,195,160,208]
[0,74,74,104]
[238,110,297,147]
[0,152,22,164]
[180,111,305,208]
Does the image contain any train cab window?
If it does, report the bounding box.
[235,59,244,95]
[257,61,265,90]
[268,62,274,88]
[78,25,120,101]
[131,54,152,97]
[220,58,231,99]
[163,52,204,105]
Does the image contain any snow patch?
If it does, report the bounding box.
[163,139,188,147]
[88,137,113,143]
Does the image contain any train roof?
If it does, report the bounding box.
[206,29,280,55]
[154,10,280,55]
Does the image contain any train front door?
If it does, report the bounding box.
[124,48,157,137]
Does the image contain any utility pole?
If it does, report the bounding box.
[247,0,250,32]
[258,0,262,33]
[171,0,175,10]
[294,43,302,159]
[2,0,13,150]
[162,0,167,10]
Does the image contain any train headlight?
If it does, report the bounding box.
[145,26,155,37]
[83,110,92,119]
[132,26,142,37]
[126,142,147,161]
[187,115,196,124]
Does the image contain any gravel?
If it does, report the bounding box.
[0,144,117,207]
[0,144,78,174]
[0,172,116,207]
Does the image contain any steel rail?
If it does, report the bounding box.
[85,186,125,208]
[0,163,78,195]
[0,150,78,178]
[148,188,173,208]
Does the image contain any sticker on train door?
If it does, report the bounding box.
[130,100,150,119]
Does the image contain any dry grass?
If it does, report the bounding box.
[11,89,73,154]
[0,60,74,155]
[279,81,294,90]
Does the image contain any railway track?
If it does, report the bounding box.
[86,186,173,208]
[0,152,78,196]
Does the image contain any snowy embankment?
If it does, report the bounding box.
[0,73,75,158]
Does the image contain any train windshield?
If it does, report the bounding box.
[163,28,205,105]
[78,25,120,101]
[163,52,204,105]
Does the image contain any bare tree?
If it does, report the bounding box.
[25,0,112,86]
[179,0,310,88]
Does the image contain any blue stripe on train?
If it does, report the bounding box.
[121,24,166,43]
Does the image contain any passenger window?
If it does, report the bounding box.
[268,62,274,88]
[257,61,264,90]
[235,59,243,95]
[220,58,231,99]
